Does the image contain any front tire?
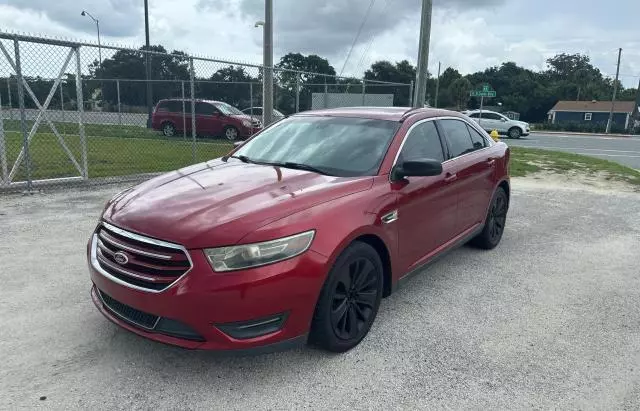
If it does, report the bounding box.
[508,127,522,139]
[223,125,239,141]
[310,242,383,353]
[470,187,508,250]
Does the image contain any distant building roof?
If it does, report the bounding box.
[548,100,636,114]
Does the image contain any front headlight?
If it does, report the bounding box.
[204,230,315,272]
[242,120,252,127]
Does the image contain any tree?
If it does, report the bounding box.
[89,45,189,108]
[449,78,471,110]
[197,65,258,109]
[365,60,417,106]
[276,53,337,112]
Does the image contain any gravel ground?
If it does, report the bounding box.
[1,179,639,410]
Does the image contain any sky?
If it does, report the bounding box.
[0,0,639,87]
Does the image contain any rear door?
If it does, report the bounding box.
[392,119,458,271]
[437,118,495,235]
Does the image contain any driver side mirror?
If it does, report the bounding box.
[391,159,443,181]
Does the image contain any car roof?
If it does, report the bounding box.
[465,109,502,115]
[159,98,226,104]
[293,106,467,122]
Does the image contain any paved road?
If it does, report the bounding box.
[506,132,640,169]
[1,108,148,127]
[1,181,640,409]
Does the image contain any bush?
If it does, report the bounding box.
[531,121,633,134]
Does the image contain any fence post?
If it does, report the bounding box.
[14,38,32,191]
[189,58,196,163]
[6,77,13,120]
[409,81,414,107]
[60,82,65,123]
[0,90,7,186]
[324,81,328,109]
[116,80,122,126]
[295,75,300,113]
[74,46,88,179]
[362,79,366,105]
[181,80,186,140]
[249,82,254,121]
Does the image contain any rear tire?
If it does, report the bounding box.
[161,122,176,137]
[310,242,383,353]
[470,187,508,250]
[508,127,522,139]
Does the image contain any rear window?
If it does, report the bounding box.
[156,100,183,113]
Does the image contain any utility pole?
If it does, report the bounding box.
[262,0,274,126]
[434,61,441,108]
[144,0,153,128]
[413,0,432,108]
[606,48,622,134]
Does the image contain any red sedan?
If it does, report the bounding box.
[88,107,510,353]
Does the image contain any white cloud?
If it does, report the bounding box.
[0,0,638,87]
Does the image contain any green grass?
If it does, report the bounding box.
[2,119,161,140]
[2,130,233,181]
[509,147,640,186]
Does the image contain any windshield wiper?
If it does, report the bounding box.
[270,161,334,176]
[230,155,257,164]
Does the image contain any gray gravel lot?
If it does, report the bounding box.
[1,181,640,410]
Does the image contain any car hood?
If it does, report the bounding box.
[103,159,373,249]
[230,114,257,122]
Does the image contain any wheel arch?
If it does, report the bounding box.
[351,234,393,298]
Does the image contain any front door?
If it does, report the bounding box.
[392,119,458,273]
[195,102,222,136]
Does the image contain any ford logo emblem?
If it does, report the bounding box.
[113,251,129,265]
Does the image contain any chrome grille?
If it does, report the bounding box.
[92,222,192,292]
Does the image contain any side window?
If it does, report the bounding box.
[439,119,475,158]
[467,112,480,118]
[254,108,263,115]
[195,102,216,116]
[166,101,183,113]
[487,113,502,120]
[398,121,444,163]
[467,124,488,150]
[156,101,170,111]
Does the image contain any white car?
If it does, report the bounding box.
[463,110,530,139]
[241,107,286,123]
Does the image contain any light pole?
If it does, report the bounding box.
[413,0,432,108]
[256,0,273,126]
[144,0,153,128]
[81,11,102,69]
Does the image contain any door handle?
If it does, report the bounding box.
[487,157,496,166]
[444,173,458,183]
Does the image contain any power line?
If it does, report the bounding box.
[339,0,376,77]
[353,0,389,77]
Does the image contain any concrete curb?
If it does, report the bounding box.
[531,130,639,138]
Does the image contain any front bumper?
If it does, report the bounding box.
[88,235,328,351]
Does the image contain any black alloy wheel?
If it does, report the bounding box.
[310,242,383,352]
[470,186,508,249]
[330,257,378,340]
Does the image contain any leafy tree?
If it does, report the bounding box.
[364,60,418,106]
[276,53,337,112]
[449,78,472,109]
[197,65,258,109]
[89,45,190,108]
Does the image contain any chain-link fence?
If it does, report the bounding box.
[0,32,412,192]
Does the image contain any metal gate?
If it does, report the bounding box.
[0,35,87,190]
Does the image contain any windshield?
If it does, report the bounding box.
[234,116,399,177]
[215,102,243,115]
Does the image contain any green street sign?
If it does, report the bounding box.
[470,84,496,98]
